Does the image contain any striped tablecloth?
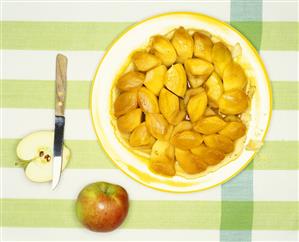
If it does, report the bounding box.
[1,1,298,241]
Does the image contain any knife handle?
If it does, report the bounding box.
[55,54,67,116]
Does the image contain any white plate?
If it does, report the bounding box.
[90,12,272,193]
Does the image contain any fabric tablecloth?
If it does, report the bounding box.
[1,1,298,241]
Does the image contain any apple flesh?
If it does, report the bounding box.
[76,182,129,232]
[16,131,70,182]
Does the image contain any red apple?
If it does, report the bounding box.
[75,181,129,232]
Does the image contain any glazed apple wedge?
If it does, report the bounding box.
[16,131,70,182]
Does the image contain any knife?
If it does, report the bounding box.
[52,54,67,189]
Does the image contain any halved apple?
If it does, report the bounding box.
[16,131,70,182]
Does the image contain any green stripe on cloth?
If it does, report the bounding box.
[253,202,299,230]
[221,1,263,240]
[272,82,299,110]
[2,80,298,110]
[260,22,299,51]
[2,139,298,170]
[231,21,299,51]
[253,141,299,170]
[221,202,299,231]
[230,0,262,21]
[1,199,221,229]
[2,80,90,109]
[2,21,131,51]
[222,164,253,201]
[220,167,253,241]
[2,21,298,51]
[230,21,262,50]
[220,231,252,242]
[2,199,297,230]
[221,201,253,230]
[2,139,115,169]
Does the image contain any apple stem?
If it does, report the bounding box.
[15,160,31,169]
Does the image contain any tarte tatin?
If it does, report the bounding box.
[112,26,249,177]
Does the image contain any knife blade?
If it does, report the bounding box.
[52,54,67,189]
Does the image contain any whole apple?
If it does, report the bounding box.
[75,181,129,232]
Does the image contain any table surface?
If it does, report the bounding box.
[1,1,298,242]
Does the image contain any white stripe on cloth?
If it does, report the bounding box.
[2,168,297,201]
[3,1,299,22]
[3,228,298,242]
[2,109,298,141]
[2,228,220,241]
[262,1,298,21]
[260,51,299,82]
[2,50,298,82]
[2,50,103,81]
[253,170,299,201]
[252,230,298,241]
[1,168,221,200]
[2,1,230,22]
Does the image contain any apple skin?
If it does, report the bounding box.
[75,182,129,232]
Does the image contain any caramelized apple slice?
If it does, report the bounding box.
[187,90,207,122]
[168,99,186,125]
[204,134,234,153]
[172,130,203,149]
[117,71,144,91]
[219,121,247,140]
[138,87,159,113]
[132,51,161,71]
[184,58,213,88]
[175,148,207,174]
[193,32,213,62]
[164,124,174,141]
[165,64,187,97]
[184,87,204,105]
[212,42,232,77]
[171,27,194,63]
[191,144,225,165]
[169,110,186,126]
[114,90,138,117]
[184,58,214,76]
[129,122,155,147]
[170,121,193,140]
[193,116,226,135]
[223,62,247,91]
[219,90,249,115]
[151,35,177,66]
[144,65,167,96]
[159,88,179,123]
[151,140,174,160]
[205,72,223,108]
[150,140,175,176]
[145,113,169,140]
[188,74,209,88]
[150,158,176,177]
[117,109,142,133]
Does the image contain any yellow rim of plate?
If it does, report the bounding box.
[89,12,273,193]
